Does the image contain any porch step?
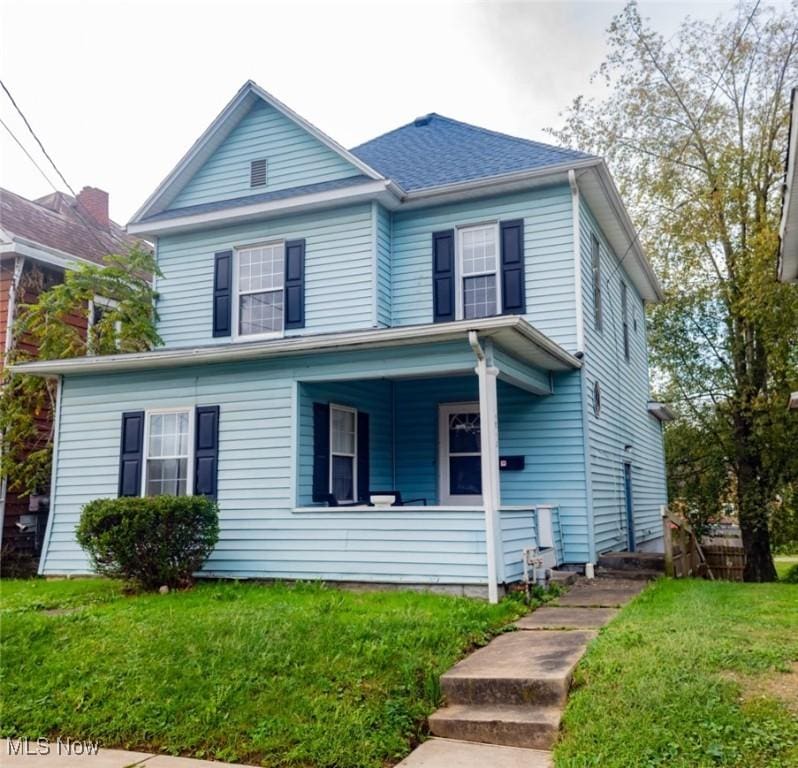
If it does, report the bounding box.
[597,551,665,572]
[428,704,561,749]
[440,629,595,706]
[395,738,553,768]
[547,568,578,586]
[594,566,662,581]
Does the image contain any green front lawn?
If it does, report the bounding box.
[775,555,798,581]
[555,579,798,768]
[0,578,523,767]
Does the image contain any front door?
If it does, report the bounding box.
[624,462,635,551]
[439,402,483,505]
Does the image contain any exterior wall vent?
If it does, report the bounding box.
[250,159,268,188]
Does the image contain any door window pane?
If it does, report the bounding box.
[449,412,481,453]
[449,456,482,496]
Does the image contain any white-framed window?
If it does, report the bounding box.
[142,408,193,497]
[329,404,357,503]
[457,223,501,320]
[234,242,285,338]
[88,295,122,352]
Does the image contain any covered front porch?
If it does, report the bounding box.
[288,319,581,602]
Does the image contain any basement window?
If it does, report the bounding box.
[250,159,268,188]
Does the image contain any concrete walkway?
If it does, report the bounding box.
[398,577,648,767]
[1,742,259,768]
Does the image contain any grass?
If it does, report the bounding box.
[554,578,798,768]
[0,578,524,767]
[775,555,798,581]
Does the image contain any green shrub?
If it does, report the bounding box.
[782,563,798,584]
[77,496,219,590]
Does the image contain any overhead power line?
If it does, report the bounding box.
[0,115,59,191]
[0,78,78,198]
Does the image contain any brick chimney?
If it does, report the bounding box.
[76,186,109,229]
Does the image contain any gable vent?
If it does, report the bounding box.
[250,159,268,188]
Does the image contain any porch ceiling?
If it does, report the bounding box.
[11,316,581,377]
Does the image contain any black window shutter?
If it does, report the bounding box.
[118,411,144,497]
[284,239,305,330]
[357,411,370,503]
[312,402,330,502]
[194,405,220,498]
[213,250,233,337]
[432,230,455,323]
[500,219,526,314]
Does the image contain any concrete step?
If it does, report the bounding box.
[554,579,647,608]
[515,606,618,630]
[594,567,662,581]
[428,703,561,749]
[597,551,665,572]
[440,629,595,706]
[547,569,578,586]
[395,738,553,768]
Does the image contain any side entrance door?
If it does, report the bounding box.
[438,402,483,505]
[624,462,635,551]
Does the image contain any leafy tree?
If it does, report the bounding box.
[0,245,161,498]
[554,1,798,580]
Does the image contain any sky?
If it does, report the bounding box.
[0,0,772,224]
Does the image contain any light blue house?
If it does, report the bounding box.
[20,81,670,601]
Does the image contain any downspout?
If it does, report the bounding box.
[569,170,584,354]
[469,331,500,604]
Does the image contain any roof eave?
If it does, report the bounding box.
[11,316,581,378]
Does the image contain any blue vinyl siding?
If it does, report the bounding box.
[390,186,577,350]
[579,202,667,554]
[41,344,584,580]
[156,204,375,347]
[375,204,392,327]
[171,100,361,210]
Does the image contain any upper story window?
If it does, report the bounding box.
[330,404,357,503]
[144,409,191,496]
[621,280,630,362]
[458,224,500,319]
[250,159,268,188]
[591,233,603,332]
[235,243,284,338]
[88,295,121,352]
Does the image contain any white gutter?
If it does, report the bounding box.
[401,157,602,204]
[569,170,584,353]
[12,316,582,377]
[469,331,501,604]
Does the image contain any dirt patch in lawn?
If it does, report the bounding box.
[725,662,798,712]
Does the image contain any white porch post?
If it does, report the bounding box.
[469,332,501,603]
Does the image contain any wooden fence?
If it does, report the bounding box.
[661,507,746,581]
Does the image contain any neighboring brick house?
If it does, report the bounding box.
[0,186,144,556]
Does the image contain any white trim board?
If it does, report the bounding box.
[12,316,582,377]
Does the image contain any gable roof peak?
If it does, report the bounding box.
[129,80,387,225]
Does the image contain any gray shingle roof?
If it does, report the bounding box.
[350,113,595,192]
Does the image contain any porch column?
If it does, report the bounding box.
[469,332,501,603]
